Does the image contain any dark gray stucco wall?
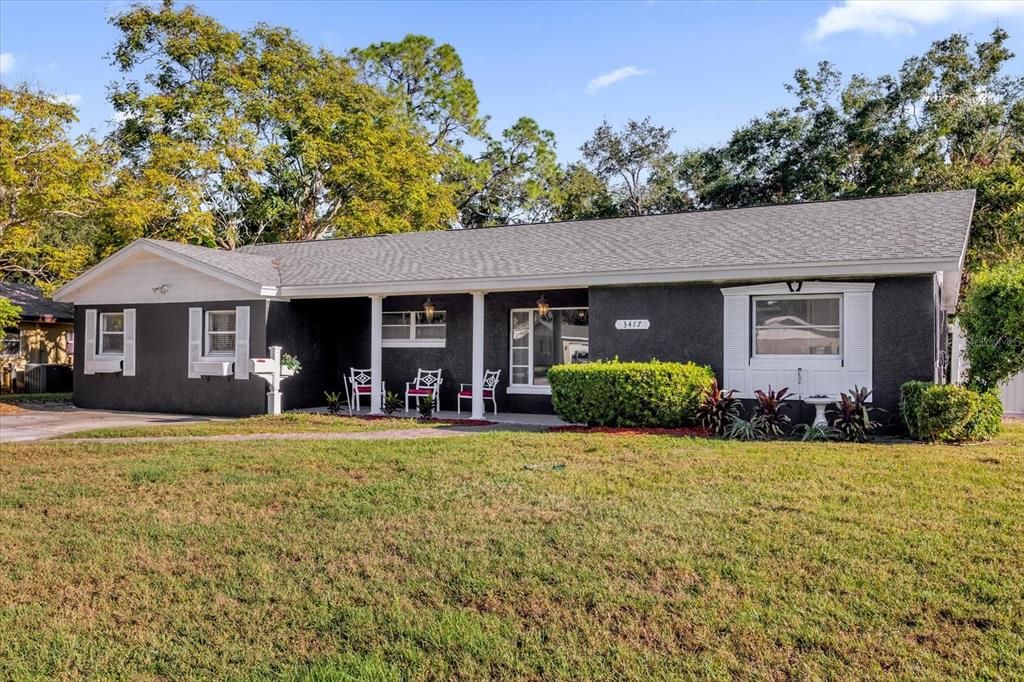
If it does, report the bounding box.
[588,276,936,423]
[73,300,268,417]
[266,298,370,411]
[871,275,937,420]
[589,283,724,377]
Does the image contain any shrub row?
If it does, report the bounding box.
[900,381,1003,443]
[548,360,714,427]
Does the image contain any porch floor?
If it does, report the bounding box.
[297,406,569,429]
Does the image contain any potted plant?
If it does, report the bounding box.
[280,353,302,377]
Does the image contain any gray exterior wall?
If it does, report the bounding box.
[70,277,936,422]
[588,275,937,421]
[72,300,268,417]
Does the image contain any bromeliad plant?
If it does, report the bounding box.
[752,386,792,439]
[697,380,741,436]
[383,391,402,416]
[828,386,882,442]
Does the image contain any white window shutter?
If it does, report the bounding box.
[722,295,749,394]
[122,308,136,376]
[188,307,202,378]
[842,291,873,392]
[234,305,250,380]
[84,309,97,375]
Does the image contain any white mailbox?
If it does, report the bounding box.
[250,357,278,378]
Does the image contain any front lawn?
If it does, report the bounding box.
[61,413,437,439]
[1,426,1022,679]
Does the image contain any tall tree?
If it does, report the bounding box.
[580,117,676,215]
[108,1,455,245]
[0,85,109,291]
[351,34,558,228]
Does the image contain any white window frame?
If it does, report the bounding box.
[381,310,447,348]
[204,310,237,357]
[508,306,589,395]
[750,294,843,361]
[98,312,125,356]
[1,331,21,357]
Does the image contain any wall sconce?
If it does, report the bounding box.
[152,284,170,294]
[536,294,550,318]
[422,296,436,322]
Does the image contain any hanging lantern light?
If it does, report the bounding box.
[536,294,550,318]
[422,296,436,322]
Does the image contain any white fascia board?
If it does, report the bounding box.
[53,240,274,302]
[721,281,876,296]
[276,257,958,299]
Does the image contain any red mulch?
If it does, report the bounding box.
[549,425,710,437]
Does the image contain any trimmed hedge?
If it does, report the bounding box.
[548,360,715,427]
[900,381,1003,443]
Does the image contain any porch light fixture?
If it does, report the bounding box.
[536,295,550,318]
[422,296,436,322]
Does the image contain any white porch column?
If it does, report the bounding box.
[370,295,383,414]
[471,291,486,419]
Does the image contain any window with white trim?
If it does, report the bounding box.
[205,310,237,355]
[510,307,589,391]
[99,312,125,355]
[1,331,20,357]
[382,311,446,347]
[752,295,841,356]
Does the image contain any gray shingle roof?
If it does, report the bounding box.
[144,239,284,286]
[0,282,74,321]
[232,190,973,289]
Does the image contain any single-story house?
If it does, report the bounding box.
[52,190,974,421]
[1,282,75,393]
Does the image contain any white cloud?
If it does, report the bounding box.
[585,66,650,95]
[49,93,82,106]
[809,1,1023,41]
[0,52,14,75]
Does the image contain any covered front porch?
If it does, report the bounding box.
[266,288,590,419]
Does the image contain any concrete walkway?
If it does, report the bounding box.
[0,406,218,443]
[49,427,478,445]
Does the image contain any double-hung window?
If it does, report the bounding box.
[382,311,446,348]
[99,312,125,355]
[205,310,237,356]
[510,307,589,392]
[752,295,841,356]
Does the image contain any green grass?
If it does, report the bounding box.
[1,425,1022,679]
[62,413,435,439]
[0,391,72,403]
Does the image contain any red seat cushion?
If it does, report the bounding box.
[354,385,371,394]
[407,388,434,396]
[458,390,493,398]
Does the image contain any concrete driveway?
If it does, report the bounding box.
[0,406,218,443]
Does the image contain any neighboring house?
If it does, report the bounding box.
[0,282,75,393]
[52,190,974,420]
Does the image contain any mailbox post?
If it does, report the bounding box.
[249,345,291,415]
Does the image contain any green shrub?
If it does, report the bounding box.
[548,360,715,427]
[900,381,1003,443]
[959,261,1024,391]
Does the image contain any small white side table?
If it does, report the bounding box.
[804,396,834,427]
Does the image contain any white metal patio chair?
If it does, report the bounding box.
[347,367,384,415]
[405,368,443,412]
[458,369,502,415]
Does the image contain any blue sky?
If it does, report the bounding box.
[2,0,1022,161]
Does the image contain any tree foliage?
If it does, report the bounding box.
[0,85,109,292]
[958,261,1024,391]
[108,1,455,244]
[0,296,23,330]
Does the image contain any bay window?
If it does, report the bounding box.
[510,307,589,392]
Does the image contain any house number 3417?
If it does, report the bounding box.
[615,319,650,330]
